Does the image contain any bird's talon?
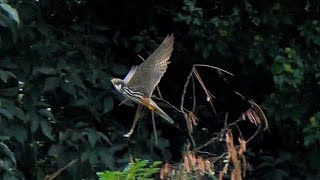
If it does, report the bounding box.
[124,130,133,138]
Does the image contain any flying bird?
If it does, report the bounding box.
[111,34,174,124]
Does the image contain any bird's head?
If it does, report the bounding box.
[111,78,126,93]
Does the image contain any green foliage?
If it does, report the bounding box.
[0,142,25,180]
[174,0,239,59]
[303,112,320,147]
[97,159,162,180]
[0,0,319,179]
[255,154,290,179]
[299,20,320,46]
[271,47,304,92]
[0,0,20,49]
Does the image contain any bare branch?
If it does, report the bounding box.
[192,75,196,112]
[151,111,158,145]
[138,55,145,61]
[45,159,78,180]
[193,64,234,76]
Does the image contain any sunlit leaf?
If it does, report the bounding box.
[0,3,20,25]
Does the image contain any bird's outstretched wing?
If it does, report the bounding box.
[123,66,138,83]
[127,34,174,97]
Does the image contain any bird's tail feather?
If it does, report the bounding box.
[149,99,174,124]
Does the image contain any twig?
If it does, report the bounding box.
[250,100,269,131]
[151,111,158,145]
[156,86,163,99]
[211,152,229,163]
[138,55,145,61]
[152,96,184,113]
[45,159,78,180]
[192,75,196,112]
[193,68,216,114]
[246,124,261,143]
[185,112,196,147]
[180,66,194,111]
[195,118,244,151]
[118,98,130,106]
[195,136,221,151]
[196,150,219,157]
[193,64,234,76]
[180,64,232,149]
[224,113,229,128]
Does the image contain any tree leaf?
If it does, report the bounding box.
[3,171,21,180]
[103,96,114,114]
[97,132,113,145]
[48,145,64,156]
[34,67,57,75]
[30,117,39,133]
[10,125,27,143]
[87,129,99,147]
[38,109,54,119]
[0,70,16,83]
[44,77,60,91]
[61,82,76,95]
[0,57,18,69]
[0,87,18,97]
[81,151,90,162]
[98,148,114,170]
[0,108,13,119]
[89,150,98,166]
[40,120,53,139]
[0,142,16,165]
[0,3,20,25]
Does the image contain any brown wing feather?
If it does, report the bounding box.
[127,34,174,97]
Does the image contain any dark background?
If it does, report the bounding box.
[0,0,320,179]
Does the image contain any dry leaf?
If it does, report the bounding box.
[197,157,206,175]
[238,137,246,155]
[160,163,171,179]
[184,154,191,173]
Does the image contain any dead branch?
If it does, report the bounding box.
[44,159,78,180]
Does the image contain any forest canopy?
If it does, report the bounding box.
[0,0,319,179]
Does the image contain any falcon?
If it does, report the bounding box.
[111,34,174,124]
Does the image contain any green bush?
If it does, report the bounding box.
[97,159,162,180]
[0,0,319,179]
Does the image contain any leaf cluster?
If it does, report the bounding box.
[97,158,162,180]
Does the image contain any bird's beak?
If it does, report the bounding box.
[110,78,116,85]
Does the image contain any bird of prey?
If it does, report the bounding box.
[111,34,174,124]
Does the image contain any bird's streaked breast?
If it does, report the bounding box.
[122,87,144,103]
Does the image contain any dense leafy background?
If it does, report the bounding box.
[0,0,319,179]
